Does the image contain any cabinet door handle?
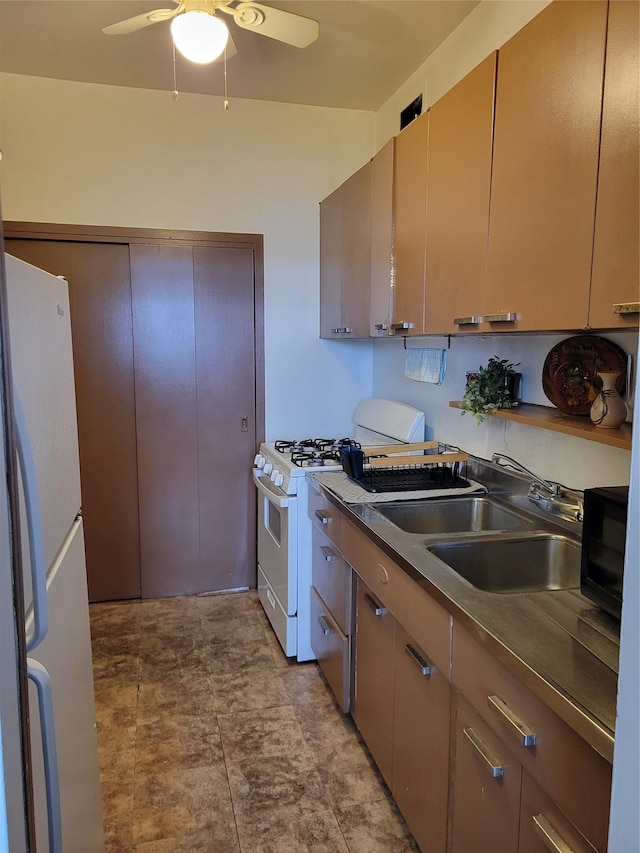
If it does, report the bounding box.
[488,694,537,747]
[532,814,575,853]
[364,592,386,616]
[405,643,433,676]
[391,321,412,331]
[329,327,354,334]
[613,302,640,315]
[374,323,389,331]
[315,510,330,524]
[317,615,333,636]
[320,545,335,562]
[484,312,517,323]
[453,315,481,326]
[463,727,504,778]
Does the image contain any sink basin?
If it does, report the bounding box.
[427,533,581,594]
[373,497,533,535]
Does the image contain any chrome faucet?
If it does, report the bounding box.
[491,453,583,523]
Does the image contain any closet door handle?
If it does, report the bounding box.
[364,592,386,616]
[463,727,504,778]
[28,660,62,853]
[488,694,537,747]
[532,814,576,853]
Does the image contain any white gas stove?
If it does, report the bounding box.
[253,399,425,661]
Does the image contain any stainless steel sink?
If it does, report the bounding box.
[427,533,581,594]
[373,497,534,535]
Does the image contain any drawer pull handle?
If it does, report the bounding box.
[374,323,389,331]
[463,727,504,778]
[315,510,330,524]
[391,321,412,331]
[320,545,335,562]
[454,315,481,326]
[405,644,433,676]
[488,694,537,747]
[613,302,640,315]
[364,592,386,617]
[330,327,354,334]
[484,312,517,323]
[532,814,575,853]
[317,615,333,636]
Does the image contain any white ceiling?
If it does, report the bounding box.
[0,0,480,110]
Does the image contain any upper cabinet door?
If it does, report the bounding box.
[392,111,429,336]
[319,161,372,339]
[370,138,394,337]
[589,0,640,330]
[425,52,497,335]
[486,1,608,332]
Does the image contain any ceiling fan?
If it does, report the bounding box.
[102,0,320,64]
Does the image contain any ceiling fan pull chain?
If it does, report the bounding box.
[171,38,179,100]
[223,46,229,110]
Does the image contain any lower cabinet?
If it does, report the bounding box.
[352,578,395,786]
[392,624,450,852]
[450,692,523,853]
[332,511,612,853]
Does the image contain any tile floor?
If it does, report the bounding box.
[89,590,419,852]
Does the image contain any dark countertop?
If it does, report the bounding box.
[309,460,620,763]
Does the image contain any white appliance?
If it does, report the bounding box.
[0,254,104,852]
[253,398,425,661]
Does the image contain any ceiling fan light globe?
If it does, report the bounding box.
[171,11,229,64]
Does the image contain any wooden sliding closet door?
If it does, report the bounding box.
[4,238,142,602]
[194,246,256,592]
[130,244,201,598]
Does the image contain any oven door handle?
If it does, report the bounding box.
[252,469,292,507]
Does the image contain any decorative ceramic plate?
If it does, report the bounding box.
[542,335,627,416]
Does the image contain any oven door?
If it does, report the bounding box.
[253,470,298,614]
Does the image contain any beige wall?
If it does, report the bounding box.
[0,71,376,439]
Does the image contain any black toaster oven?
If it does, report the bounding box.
[580,485,628,619]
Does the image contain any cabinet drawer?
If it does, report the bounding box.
[308,481,342,546]
[452,624,611,850]
[311,525,352,634]
[341,518,451,675]
[519,771,598,853]
[311,586,350,713]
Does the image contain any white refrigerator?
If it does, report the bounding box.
[0,253,104,851]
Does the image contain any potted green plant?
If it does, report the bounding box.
[460,356,521,424]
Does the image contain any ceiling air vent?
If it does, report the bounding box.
[400,94,423,130]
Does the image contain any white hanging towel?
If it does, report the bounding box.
[404,348,447,384]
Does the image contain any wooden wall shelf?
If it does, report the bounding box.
[449,401,633,451]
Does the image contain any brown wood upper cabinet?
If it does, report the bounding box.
[424,53,497,335]
[391,111,429,336]
[319,140,394,339]
[319,159,372,339]
[484,0,608,332]
[589,0,640,330]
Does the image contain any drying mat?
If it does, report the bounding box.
[311,472,487,504]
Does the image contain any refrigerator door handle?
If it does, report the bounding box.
[14,391,49,651]
[27,660,62,853]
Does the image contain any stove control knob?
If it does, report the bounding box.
[263,462,273,475]
[254,454,265,469]
[273,472,284,488]
[269,468,279,482]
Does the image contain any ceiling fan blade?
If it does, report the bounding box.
[231,2,319,48]
[102,8,178,35]
[213,31,238,61]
